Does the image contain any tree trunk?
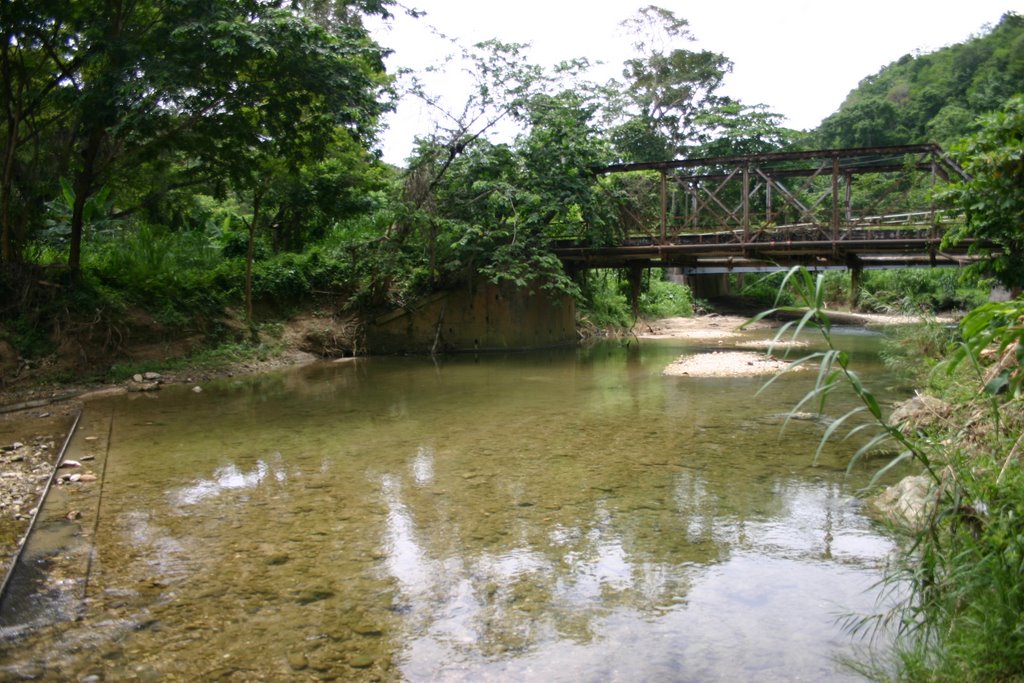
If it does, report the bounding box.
[68,128,105,274]
[1,41,20,263]
[1,118,17,263]
[428,219,437,283]
[68,182,88,273]
[245,185,266,324]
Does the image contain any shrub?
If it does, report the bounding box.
[83,223,226,320]
[639,276,694,318]
[740,272,797,308]
[577,270,633,329]
[576,269,694,330]
[879,318,959,389]
[860,268,988,313]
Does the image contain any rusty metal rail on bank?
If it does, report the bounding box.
[554,144,984,272]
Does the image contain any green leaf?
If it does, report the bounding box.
[847,431,893,474]
[813,406,867,465]
[755,351,823,396]
[985,372,1010,396]
[868,450,915,488]
[59,177,75,208]
[862,390,883,420]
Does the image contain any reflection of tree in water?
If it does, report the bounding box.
[373,388,886,666]
[4,349,894,679]
[380,470,700,658]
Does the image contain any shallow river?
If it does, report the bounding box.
[0,329,906,681]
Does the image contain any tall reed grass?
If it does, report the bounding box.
[757,267,1024,682]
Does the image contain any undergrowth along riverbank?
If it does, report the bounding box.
[756,266,1024,682]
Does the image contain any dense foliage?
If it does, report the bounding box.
[736,269,988,314]
[0,0,393,271]
[941,95,1024,290]
[816,12,1024,148]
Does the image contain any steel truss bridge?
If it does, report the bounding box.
[553,144,986,275]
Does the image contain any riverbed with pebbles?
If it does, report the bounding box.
[661,350,805,378]
[0,311,944,581]
[0,415,69,563]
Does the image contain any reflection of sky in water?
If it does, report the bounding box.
[5,340,908,680]
[382,473,433,594]
[407,556,879,683]
[171,456,286,506]
[380,443,893,682]
[120,510,188,579]
[412,446,435,485]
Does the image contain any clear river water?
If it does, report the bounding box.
[0,328,907,681]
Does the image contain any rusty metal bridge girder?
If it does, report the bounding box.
[555,144,980,272]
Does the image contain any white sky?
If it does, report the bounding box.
[368,1,1024,165]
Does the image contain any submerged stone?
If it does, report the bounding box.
[287,652,308,671]
[348,654,374,669]
[295,589,334,605]
[352,623,382,637]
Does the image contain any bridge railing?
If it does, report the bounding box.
[593,144,967,246]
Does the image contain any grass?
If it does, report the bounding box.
[878,319,960,390]
[107,339,285,382]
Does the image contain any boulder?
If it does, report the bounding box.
[889,394,952,434]
[869,474,935,531]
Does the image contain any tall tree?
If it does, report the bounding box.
[394,39,546,282]
[611,5,732,161]
[391,42,618,297]
[179,6,390,320]
[0,0,80,262]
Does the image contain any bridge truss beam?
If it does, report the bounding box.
[554,144,987,273]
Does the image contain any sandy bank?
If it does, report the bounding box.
[643,309,947,378]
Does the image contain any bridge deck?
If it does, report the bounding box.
[553,226,983,273]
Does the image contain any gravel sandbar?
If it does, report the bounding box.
[663,351,804,378]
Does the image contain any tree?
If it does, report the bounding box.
[390,42,618,299]
[942,95,1024,290]
[0,0,82,263]
[0,0,391,275]
[468,89,614,293]
[393,39,547,284]
[691,101,799,157]
[190,11,390,321]
[815,97,907,148]
[611,5,732,161]
[607,5,792,162]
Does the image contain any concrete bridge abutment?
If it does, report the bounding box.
[684,273,731,300]
[366,280,576,353]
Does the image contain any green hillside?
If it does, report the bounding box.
[814,12,1024,147]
